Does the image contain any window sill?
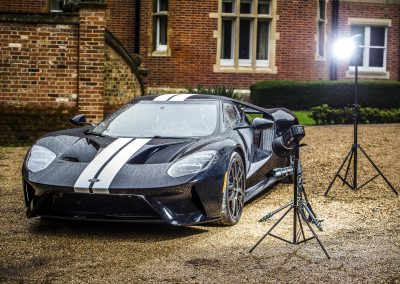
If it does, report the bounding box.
[149,49,171,57]
[213,65,277,74]
[345,70,390,79]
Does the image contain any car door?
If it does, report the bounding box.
[222,101,252,166]
[222,102,275,187]
[241,108,275,188]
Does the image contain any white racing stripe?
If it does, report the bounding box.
[92,138,151,194]
[153,94,177,101]
[169,94,195,101]
[74,138,133,193]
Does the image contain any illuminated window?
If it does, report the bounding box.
[350,25,387,71]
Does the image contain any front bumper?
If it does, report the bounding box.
[23,176,224,226]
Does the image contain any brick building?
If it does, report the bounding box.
[0,0,399,141]
[136,0,400,90]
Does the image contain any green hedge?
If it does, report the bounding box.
[250,80,400,110]
[310,104,400,125]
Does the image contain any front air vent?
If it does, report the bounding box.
[61,157,79,162]
[59,138,98,162]
[261,128,275,151]
[128,146,167,164]
[39,193,160,218]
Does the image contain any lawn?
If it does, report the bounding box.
[247,110,316,126]
[294,111,316,125]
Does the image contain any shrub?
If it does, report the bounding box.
[310,104,400,125]
[250,80,400,110]
[188,86,239,99]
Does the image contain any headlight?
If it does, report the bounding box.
[27,145,56,173]
[167,150,217,178]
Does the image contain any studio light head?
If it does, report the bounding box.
[332,34,361,61]
[273,125,305,157]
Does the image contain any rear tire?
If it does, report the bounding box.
[219,152,245,226]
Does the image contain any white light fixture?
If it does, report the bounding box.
[332,37,357,60]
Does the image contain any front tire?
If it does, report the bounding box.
[219,152,245,226]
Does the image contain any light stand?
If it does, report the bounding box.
[324,62,398,196]
[250,145,330,259]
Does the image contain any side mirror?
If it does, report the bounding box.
[252,117,274,131]
[70,114,95,126]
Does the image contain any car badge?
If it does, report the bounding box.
[89,178,100,183]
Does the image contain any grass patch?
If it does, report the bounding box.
[247,111,315,125]
[294,111,316,126]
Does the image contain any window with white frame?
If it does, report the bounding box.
[317,0,326,58]
[220,0,272,68]
[153,0,169,52]
[50,0,65,12]
[350,25,387,71]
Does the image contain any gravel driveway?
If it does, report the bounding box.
[1,124,399,283]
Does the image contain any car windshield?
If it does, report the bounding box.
[91,100,219,138]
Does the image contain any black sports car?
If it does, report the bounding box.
[22,94,299,226]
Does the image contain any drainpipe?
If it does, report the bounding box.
[330,0,339,80]
[134,0,140,54]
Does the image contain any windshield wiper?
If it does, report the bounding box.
[151,135,195,139]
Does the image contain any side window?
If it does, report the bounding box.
[223,103,241,130]
[153,0,169,53]
[50,0,65,12]
[316,0,326,59]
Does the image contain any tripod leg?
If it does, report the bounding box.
[342,147,354,187]
[358,146,398,196]
[249,206,293,253]
[293,205,297,244]
[324,147,353,196]
[301,201,323,231]
[302,214,331,259]
[258,202,293,222]
[301,186,321,222]
[296,210,306,243]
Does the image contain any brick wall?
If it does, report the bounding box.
[0,7,108,123]
[0,22,78,107]
[0,0,47,13]
[336,2,400,80]
[104,44,142,115]
[0,1,145,142]
[0,103,78,143]
[138,0,332,90]
[105,0,136,53]
[78,7,106,122]
[275,0,327,80]
[0,0,138,54]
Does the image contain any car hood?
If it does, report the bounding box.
[23,127,223,191]
[35,128,198,164]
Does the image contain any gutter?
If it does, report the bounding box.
[330,0,339,80]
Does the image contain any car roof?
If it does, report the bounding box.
[134,94,296,119]
[135,94,268,112]
[136,94,237,103]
